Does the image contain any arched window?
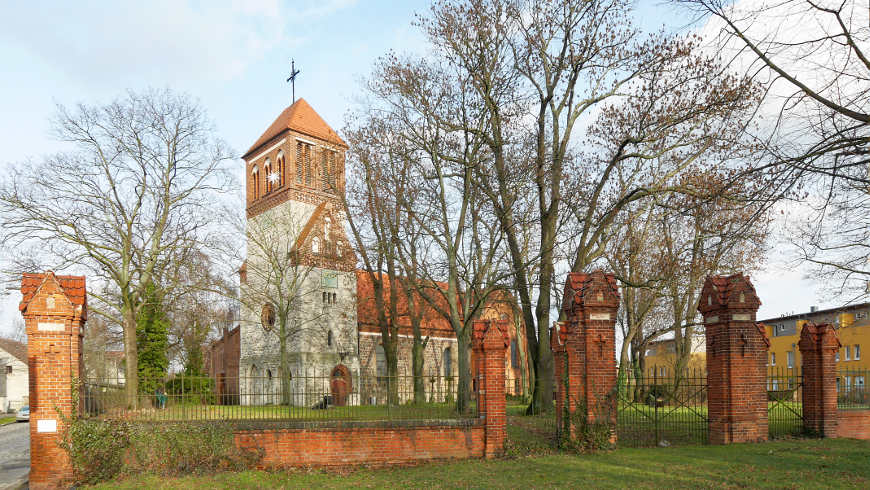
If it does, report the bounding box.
[276,150,285,188]
[321,150,330,191]
[312,237,320,254]
[296,142,304,184]
[251,165,260,199]
[375,344,386,378]
[443,347,452,377]
[264,158,272,193]
[327,330,333,347]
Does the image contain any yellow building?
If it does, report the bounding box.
[761,303,869,392]
[642,337,707,378]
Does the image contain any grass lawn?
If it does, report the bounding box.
[91,438,870,489]
[91,402,475,423]
[0,416,16,425]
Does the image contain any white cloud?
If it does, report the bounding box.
[0,0,357,89]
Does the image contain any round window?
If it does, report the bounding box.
[261,303,276,331]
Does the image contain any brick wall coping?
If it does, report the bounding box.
[120,418,482,431]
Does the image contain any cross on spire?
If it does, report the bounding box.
[286,59,301,103]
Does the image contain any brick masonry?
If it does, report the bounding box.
[237,319,507,465]
[798,322,840,437]
[235,422,485,467]
[836,410,870,440]
[698,274,769,444]
[20,271,87,489]
[552,271,620,442]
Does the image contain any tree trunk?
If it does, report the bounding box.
[123,306,139,409]
[385,333,399,405]
[280,323,290,405]
[412,337,425,404]
[456,327,473,415]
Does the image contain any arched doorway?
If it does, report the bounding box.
[330,364,352,407]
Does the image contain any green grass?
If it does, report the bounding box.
[90,438,870,489]
[91,402,474,423]
[0,416,16,425]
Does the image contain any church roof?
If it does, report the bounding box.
[356,271,456,337]
[243,98,347,158]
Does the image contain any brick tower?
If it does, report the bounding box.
[239,99,359,404]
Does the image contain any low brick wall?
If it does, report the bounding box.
[836,410,870,440]
[235,419,485,467]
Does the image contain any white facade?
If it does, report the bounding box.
[240,198,360,406]
[0,348,28,412]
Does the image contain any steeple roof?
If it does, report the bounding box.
[243,98,347,158]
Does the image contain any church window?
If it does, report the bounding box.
[375,344,387,378]
[276,150,285,188]
[443,347,452,377]
[322,291,327,303]
[261,303,276,331]
[312,237,320,254]
[251,165,260,199]
[321,149,335,191]
[295,142,304,184]
[510,339,519,368]
[264,158,273,193]
[327,330,333,347]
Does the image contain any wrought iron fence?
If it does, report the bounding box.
[767,367,803,438]
[82,372,478,423]
[837,369,869,410]
[504,377,560,451]
[617,367,708,447]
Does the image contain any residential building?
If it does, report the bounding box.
[0,338,29,412]
[641,336,707,377]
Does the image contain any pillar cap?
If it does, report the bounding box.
[20,271,87,320]
[697,273,760,316]
[473,319,509,350]
[561,270,620,317]
[798,322,841,352]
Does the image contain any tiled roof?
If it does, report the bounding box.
[0,338,27,363]
[243,98,347,158]
[20,272,87,311]
[356,271,455,337]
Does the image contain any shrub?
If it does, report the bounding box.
[165,376,217,405]
[645,384,672,407]
[61,419,262,485]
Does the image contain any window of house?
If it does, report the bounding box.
[645,348,655,357]
[787,351,794,368]
[846,345,852,361]
[510,339,519,369]
[836,350,840,362]
[5,366,10,374]
[845,376,852,389]
[856,344,861,360]
[856,376,865,389]
[771,352,776,366]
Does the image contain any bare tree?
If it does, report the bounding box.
[0,89,234,407]
[674,0,870,297]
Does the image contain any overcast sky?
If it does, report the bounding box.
[0,0,827,336]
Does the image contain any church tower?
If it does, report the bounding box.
[239,98,359,406]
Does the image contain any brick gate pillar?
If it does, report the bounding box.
[798,322,840,437]
[698,274,768,444]
[473,319,508,458]
[20,272,87,489]
[555,271,620,442]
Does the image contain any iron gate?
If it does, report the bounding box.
[617,367,708,447]
[767,367,803,438]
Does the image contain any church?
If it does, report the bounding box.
[206,98,529,405]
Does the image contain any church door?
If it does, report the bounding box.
[330,364,352,407]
